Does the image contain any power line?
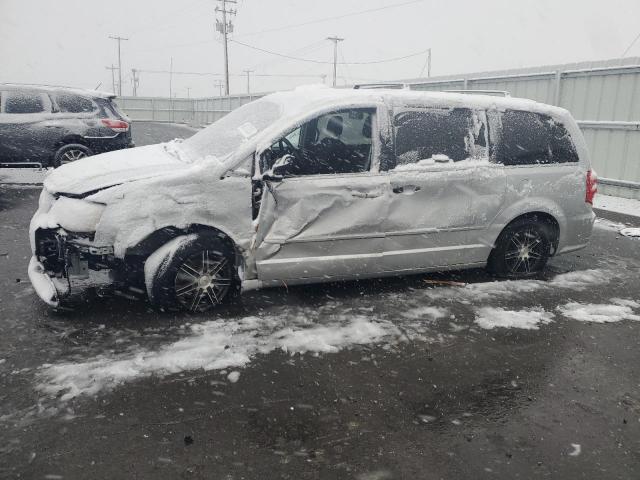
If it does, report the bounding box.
[136,69,325,78]
[230,39,432,65]
[621,30,640,57]
[235,0,425,38]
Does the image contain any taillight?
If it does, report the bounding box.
[586,169,597,204]
[101,118,129,132]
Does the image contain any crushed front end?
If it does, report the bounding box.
[28,189,120,307]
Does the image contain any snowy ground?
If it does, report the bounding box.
[2,123,640,479]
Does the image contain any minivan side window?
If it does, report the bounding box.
[4,92,46,114]
[262,108,374,176]
[390,108,487,169]
[55,94,96,113]
[495,110,578,165]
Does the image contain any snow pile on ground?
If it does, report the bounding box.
[620,227,640,238]
[0,167,49,185]
[557,299,640,323]
[37,315,400,401]
[425,269,610,303]
[475,307,554,330]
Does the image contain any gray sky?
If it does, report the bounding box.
[2,0,639,98]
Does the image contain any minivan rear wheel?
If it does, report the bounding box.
[52,144,92,168]
[488,218,553,279]
[145,234,238,313]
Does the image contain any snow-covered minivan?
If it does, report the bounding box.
[28,86,596,311]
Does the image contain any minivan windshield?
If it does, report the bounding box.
[181,98,282,161]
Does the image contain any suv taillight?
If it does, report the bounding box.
[586,169,597,204]
[101,118,129,132]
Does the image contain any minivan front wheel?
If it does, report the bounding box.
[488,218,553,279]
[145,234,237,312]
[53,144,92,168]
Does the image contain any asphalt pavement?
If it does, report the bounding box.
[1,122,640,480]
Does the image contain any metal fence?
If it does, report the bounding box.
[116,57,640,199]
[116,94,266,126]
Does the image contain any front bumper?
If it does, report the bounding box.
[29,228,117,306]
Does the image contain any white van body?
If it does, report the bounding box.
[28,86,596,311]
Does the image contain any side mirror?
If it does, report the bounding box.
[262,172,283,182]
[262,154,295,181]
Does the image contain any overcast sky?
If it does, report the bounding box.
[1,0,639,98]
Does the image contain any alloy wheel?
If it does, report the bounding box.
[503,227,546,274]
[60,149,88,164]
[174,250,231,312]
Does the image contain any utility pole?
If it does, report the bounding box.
[243,69,253,94]
[169,57,174,122]
[105,65,117,94]
[108,35,129,96]
[215,0,237,96]
[427,48,432,78]
[326,36,344,87]
[214,79,224,97]
[186,87,191,99]
[131,68,139,96]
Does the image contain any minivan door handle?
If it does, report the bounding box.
[392,185,421,194]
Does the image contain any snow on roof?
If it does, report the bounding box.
[0,83,115,99]
[272,84,565,113]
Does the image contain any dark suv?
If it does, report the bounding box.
[0,84,134,167]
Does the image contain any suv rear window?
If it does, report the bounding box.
[4,92,45,114]
[55,94,96,113]
[495,110,578,165]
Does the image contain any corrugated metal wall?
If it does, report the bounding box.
[116,58,640,199]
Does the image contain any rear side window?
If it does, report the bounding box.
[55,94,96,113]
[4,91,45,114]
[391,108,488,169]
[495,110,578,165]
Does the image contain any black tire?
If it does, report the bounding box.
[52,144,93,168]
[487,217,554,279]
[145,234,239,312]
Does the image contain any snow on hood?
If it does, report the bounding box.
[44,143,191,196]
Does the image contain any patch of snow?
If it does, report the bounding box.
[227,371,240,383]
[557,301,640,323]
[568,443,582,457]
[475,307,554,330]
[426,269,610,303]
[594,194,640,219]
[620,227,640,238]
[36,315,401,401]
[0,167,49,185]
[401,306,449,320]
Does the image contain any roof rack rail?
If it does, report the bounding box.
[353,83,408,90]
[445,89,511,97]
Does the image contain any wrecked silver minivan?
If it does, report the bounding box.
[28,86,596,311]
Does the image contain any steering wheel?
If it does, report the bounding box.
[278,136,304,163]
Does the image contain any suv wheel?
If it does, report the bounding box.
[53,144,92,168]
[145,234,238,312]
[487,217,553,279]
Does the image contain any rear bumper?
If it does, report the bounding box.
[84,131,134,153]
[557,210,596,255]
